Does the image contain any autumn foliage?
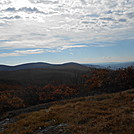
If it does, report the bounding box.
[39,84,78,102]
[83,66,134,93]
[0,91,25,115]
[0,66,134,116]
[1,89,134,134]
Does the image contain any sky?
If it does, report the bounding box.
[0,0,134,65]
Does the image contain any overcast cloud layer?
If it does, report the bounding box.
[0,0,134,58]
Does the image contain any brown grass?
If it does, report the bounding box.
[1,89,134,134]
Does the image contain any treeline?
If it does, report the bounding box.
[0,66,134,116]
[83,66,134,93]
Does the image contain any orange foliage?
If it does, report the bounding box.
[0,91,25,115]
[39,84,78,102]
[84,66,134,92]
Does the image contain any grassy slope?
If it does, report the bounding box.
[0,89,134,134]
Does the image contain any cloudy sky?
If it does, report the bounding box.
[0,0,134,65]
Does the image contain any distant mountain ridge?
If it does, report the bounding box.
[84,61,134,70]
[0,61,134,71]
[97,61,134,70]
[82,64,104,69]
[0,62,88,71]
[0,62,89,86]
[0,61,133,86]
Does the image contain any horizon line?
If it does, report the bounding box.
[0,60,134,66]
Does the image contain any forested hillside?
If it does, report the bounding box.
[0,66,134,117]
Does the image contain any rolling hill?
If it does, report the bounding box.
[0,62,89,86]
[0,61,133,86]
[0,62,88,71]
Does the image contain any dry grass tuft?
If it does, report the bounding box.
[0,89,134,134]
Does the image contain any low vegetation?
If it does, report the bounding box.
[0,89,134,134]
[0,66,134,117]
[0,66,134,133]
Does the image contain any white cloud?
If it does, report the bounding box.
[0,52,20,57]
[15,49,44,54]
[0,49,44,57]
[0,0,133,52]
[0,45,88,57]
[60,45,87,50]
